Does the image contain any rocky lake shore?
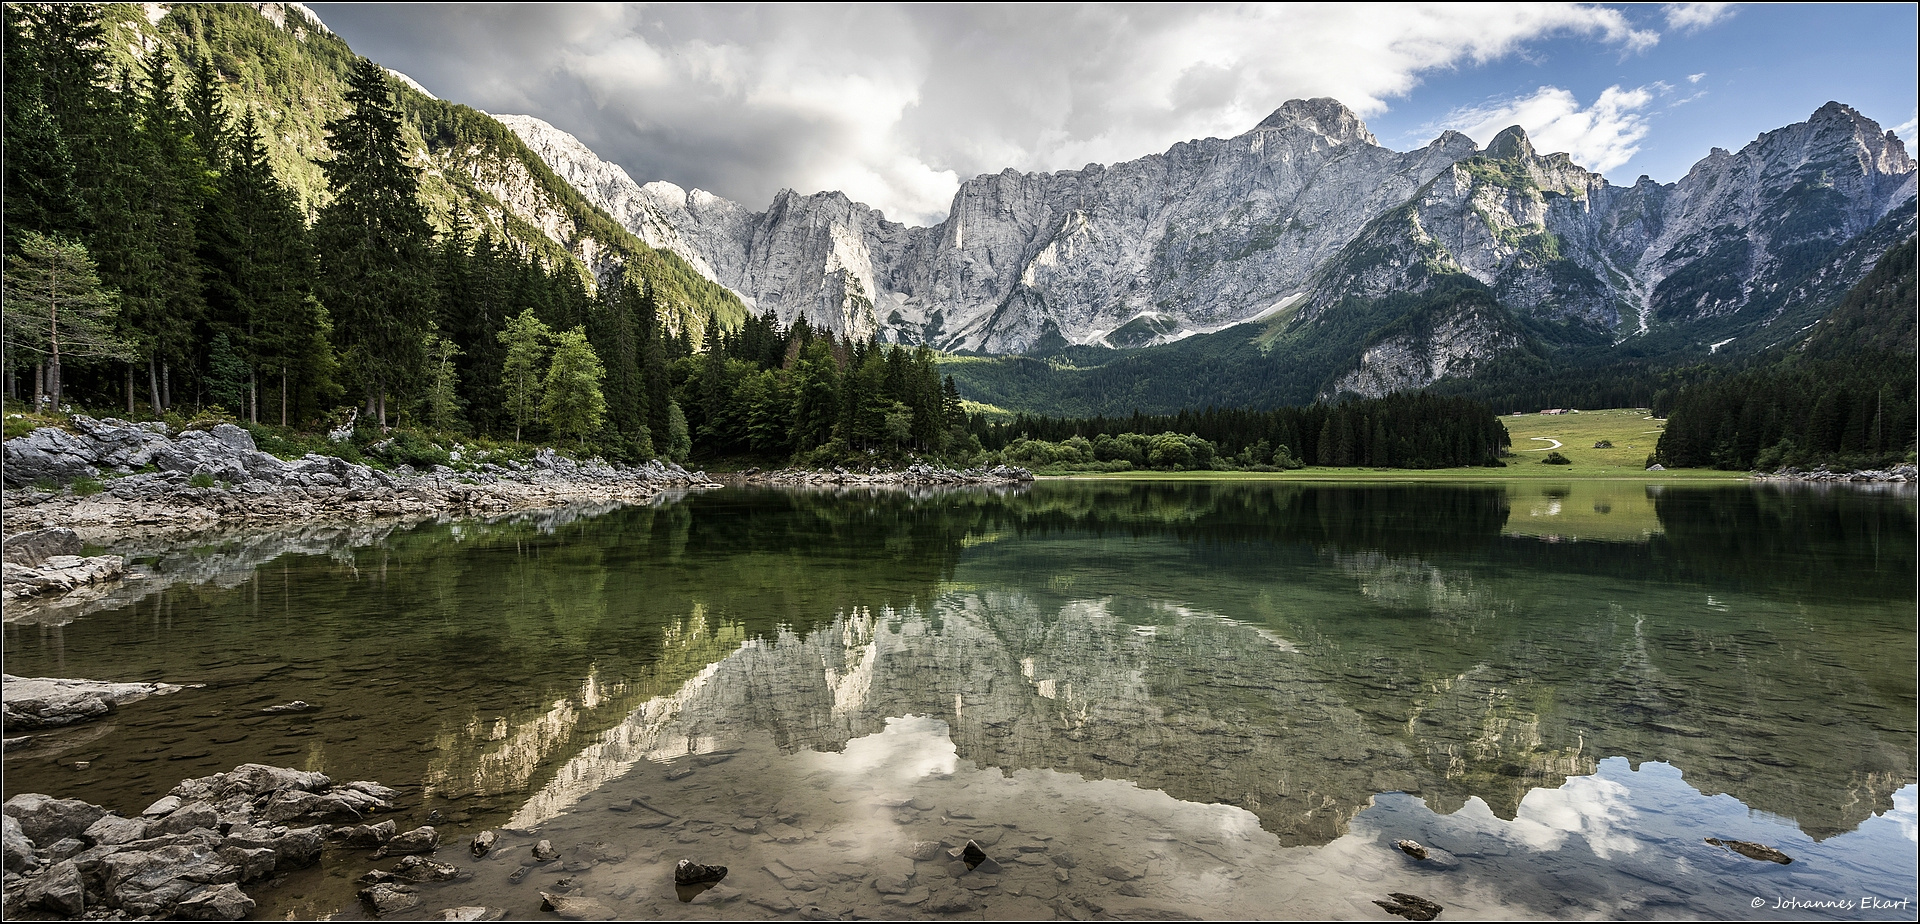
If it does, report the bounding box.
[0,762,462,920]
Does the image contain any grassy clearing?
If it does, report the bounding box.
[1500,407,1672,474]
[1046,408,1742,484]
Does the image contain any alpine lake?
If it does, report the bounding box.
[4,478,1915,921]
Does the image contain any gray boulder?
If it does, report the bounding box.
[174,882,255,920]
[2,527,83,566]
[3,793,108,844]
[21,857,87,916]
[360,881,420,915]
[376,825,437,857]
[102,843,242,915]
[2,813,35,872]
[1,426,100,486]
[151,800,222,837]
[339,819,399,848]
[83,814,152,846]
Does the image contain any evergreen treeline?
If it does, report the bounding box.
[673,313,974,463]
[1652,354,1917,470]
[1653,238,1918,470]
[977,392,1511,470]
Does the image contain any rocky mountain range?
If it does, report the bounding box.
[503,96,1915,393]
[111,4,1917,403]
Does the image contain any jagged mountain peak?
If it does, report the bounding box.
[1425,130,1480,153]
[1483,125,1535,162]
[1255,98,1379,147]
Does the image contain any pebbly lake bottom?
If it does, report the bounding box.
[355,717,1919,922]
[3,480,1915,920]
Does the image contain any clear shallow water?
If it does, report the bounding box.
[3,481,1914,919]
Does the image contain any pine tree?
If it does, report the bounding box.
[3,232,135,409]
[205,331,250,412]
[2,6,83,246]
[215,112,335,425]
[314,57,435,426]
[792,339,841,452]
[590,271,651,458]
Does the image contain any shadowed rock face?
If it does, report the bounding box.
[508,101,1914,366]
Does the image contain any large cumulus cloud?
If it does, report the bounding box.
[310,3,1664,226]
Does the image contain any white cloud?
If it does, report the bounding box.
[1436,84,1659,174]
[1894,112,1918,149]
[1663,3,1737,33]
[1687,72,1706,83]
[315,3,1663,225]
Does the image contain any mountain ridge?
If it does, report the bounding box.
[503,97,1915,387]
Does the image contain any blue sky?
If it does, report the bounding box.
[310,3,1918,225]
[1367,3,1919,184]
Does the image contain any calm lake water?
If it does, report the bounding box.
[4,480,1915,920]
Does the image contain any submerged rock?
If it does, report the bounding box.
[673,858,728,885]
[1374,892,1444,921]
[470,829,498,858]
[1393,838,1429,860]
[902,840,946,861]
[393,855,461,881]
[360,881,420,915]
[1,675,184,732]
[539,890,615,919]
[956,840,1002,874]
[376,825,438,857]
[435,907,504,921]
[1705,838,1792,864]
[338,819,399,848]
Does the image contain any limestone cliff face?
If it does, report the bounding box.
[1323,301,1527,400]
[507,99,1915,373]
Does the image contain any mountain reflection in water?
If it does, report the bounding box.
[2,481,1912,919]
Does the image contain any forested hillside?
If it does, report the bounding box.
[1,3,746,438]
[0,3,760,458]
[1652,237,1918,470]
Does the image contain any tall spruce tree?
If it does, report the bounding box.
[2,6,83,247]
[129,47,209,413]
[215,112,335,425]
[314,57,435,426]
